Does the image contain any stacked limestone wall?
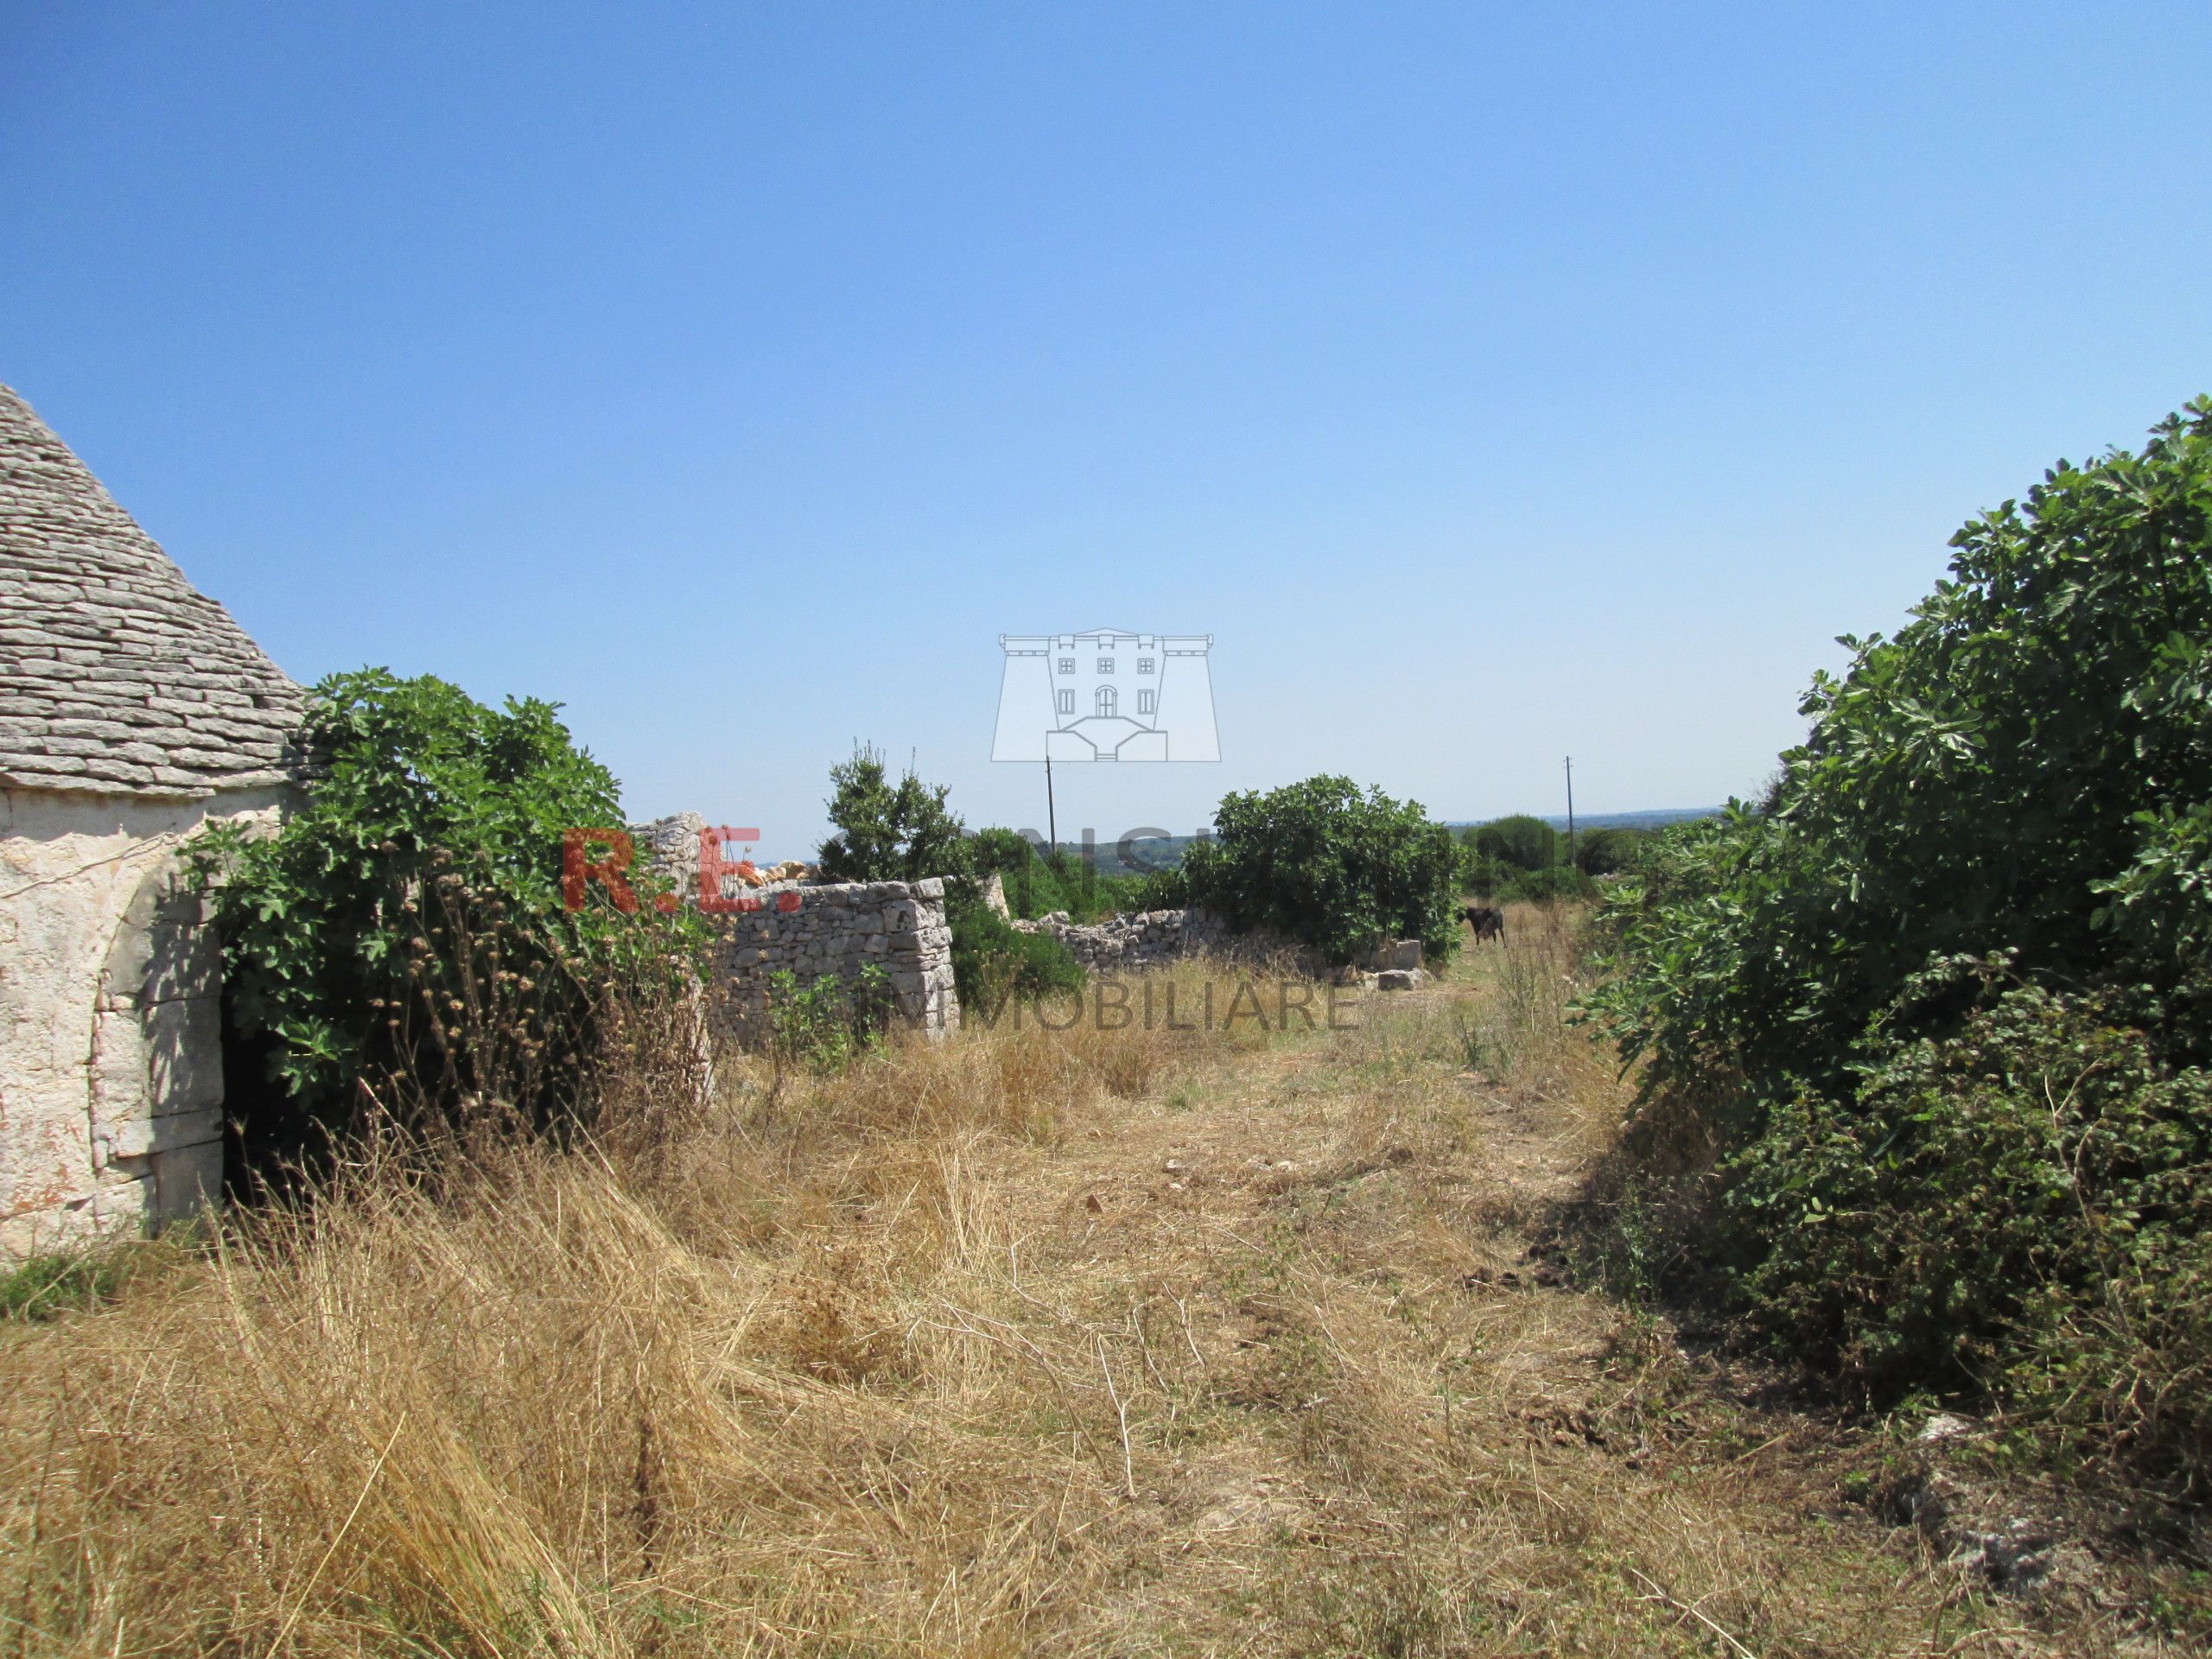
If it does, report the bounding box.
[1011,906,1324,975]
[713,878,958,1039]
[1011,907,1204,971]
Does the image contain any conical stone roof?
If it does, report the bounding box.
[0,383,303,798]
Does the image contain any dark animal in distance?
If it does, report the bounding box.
[1461,905,1504,944]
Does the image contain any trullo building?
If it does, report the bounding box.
[0,384,302,1255]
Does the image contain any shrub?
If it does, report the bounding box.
[1459,815,1628,897]
[1573,826,1643,876]
[1471,813,1556,872]
[194,670,699,1156]
[1029,848,1145,921]
[968,826,1032,881]
[948,902,1085,1020]
[1181,775,1460,964]
[767,965,893,1073]
[970,830,1144,922]
[817,744,970,884]
[1130,861,1189,912]
[810,760,1093,1018]
[1457,830,1504,899]
[1499,866,1596,904]
[1596,400,2212,1096]
[1585,399,2212,1491]
[1729,961,2212,1492]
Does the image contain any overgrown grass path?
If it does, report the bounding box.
[0,921,2171,1655]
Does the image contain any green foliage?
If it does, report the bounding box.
[0,1244,143,1322]
[1470,813,1557,873]
[946,829,1095,1014]
[194,669,698,1142]
[810,750,1096,1026]
[817,745,970,884]
[1585,400,2212,1490]
[767,965,893,1073]
[1130,861,1189,912]
[1035,849,1146,921]
[967,826,1033,881]
[1573,825,1644,876]
[971,830,1143,922]
[1457,830,1505,899]
[1593,398,2212,1096]
[1497,865,1598,904]
[2094,801,2212,969]
[948,901,1085,1020]
[1182,776,1460,964]
[1729,962,2212,1491]
[1459,816,1635,897]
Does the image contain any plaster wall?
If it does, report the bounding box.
[1,785,284,1255]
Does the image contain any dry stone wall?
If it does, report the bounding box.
[1013,906,1424,986]
[629,818,960,1041]
[1011,906,1322,975]
[712,878,959,1040]
[1012,908,1203,971]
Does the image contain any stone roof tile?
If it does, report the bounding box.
[0,383,303,798]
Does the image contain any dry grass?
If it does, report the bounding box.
[0,942,2183,1656]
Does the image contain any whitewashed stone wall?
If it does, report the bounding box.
[713,878,959,1040]
[2,785,283,1255]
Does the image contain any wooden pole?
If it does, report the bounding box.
[1565,755,1577,874]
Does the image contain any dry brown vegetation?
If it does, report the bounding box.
[1,905,2196,1656]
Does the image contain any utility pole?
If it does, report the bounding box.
[1045,754,1058,855]
[1564,755,1577,874]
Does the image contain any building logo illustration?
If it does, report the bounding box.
[992,630,1218,762]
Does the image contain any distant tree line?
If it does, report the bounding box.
[1457,815,1649,902]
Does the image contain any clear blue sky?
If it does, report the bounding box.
[5,4,2209,856]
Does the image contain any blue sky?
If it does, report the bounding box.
[5,4,2209,856]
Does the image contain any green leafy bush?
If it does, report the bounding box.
[1596,400,2212,1094]
[808,757,1090,1019]
[967,826,1032,883]
[1019,848,1142,921]
[816,744,969,884]
[1573,826,1644,877]
[1469,813,1557,873]
[1457,830,1505,899]
[1130,861,1189,912]
[195,669,698,1153]
[1498,866,1597,904]
[948,901,1085,1020]
[968,830,1146,922]
[1585,399,2212,1491]
[1730,961,2212,1490]
[1459,816,1634,896]
[952,832,1093,1014]
[1182,775,1460,964]
[767,965,893,1072]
